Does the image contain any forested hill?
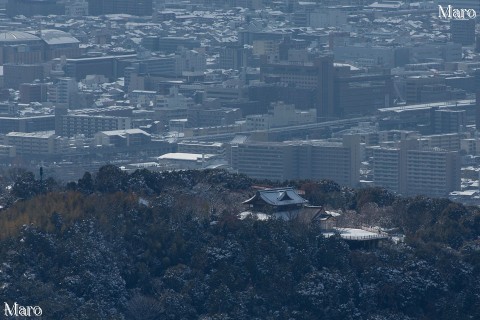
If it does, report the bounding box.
[0,165,480,319]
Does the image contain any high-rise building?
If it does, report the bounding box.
[260,56,335,119]
[450,19,476,46]
[369,140,461,197]
[48,77,78,106]
[230,135,360,187]
[19,83,48,103]
[4,64,45,90]
[431,108,466,134]
[334,66,393,117]
[219,44,247,70]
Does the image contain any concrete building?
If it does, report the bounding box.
[0,31,44,65]
[55,106,133,137]
[334,67,393,116]
[0,115,55,133]
[245,102,316,130]
[334,45,396,68]
[129,90,157,107]
[405,76,444,104]
[230,135,360,187]
[260,56,335,119]
[450,19,475,46]
[219,44,247,70]
[418,133,461,151]
[369,140,461,197]
[158,152,221,169]
[19,82,48,103]
[406,148,461,197]
[57,115,132,137]
[461,138,480,155]
[65,54,136,81]
[4,64,45,90]
[0,30,80,65]
[432,108,466,134]
[94,129,151,147]
[3,131,59,155]
[177,141,225,155]
[48,77,78,106]
[187,107,242,128]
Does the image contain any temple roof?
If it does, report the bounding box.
[243,187,308,206]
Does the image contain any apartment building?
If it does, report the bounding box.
[369,140,461,197]
[230,135,360,187]
[3,131,59,155]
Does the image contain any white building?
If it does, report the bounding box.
[175,48,206,74]
[3,131,59,155]
[130,90,157,107]
[157,152,222,169]
[48,77,78,106]
[246,102,316,130]
[369,140,461,197]
[155,86,194,109]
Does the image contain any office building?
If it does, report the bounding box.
[334,66,393,116]
[219,44,247,70]
[19,83,48,103]
[450,19,476,46]
[260,56,334,119]
[4,64,45,90]
[432,108,466,134]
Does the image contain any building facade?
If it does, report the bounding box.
[230,135,360,187]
